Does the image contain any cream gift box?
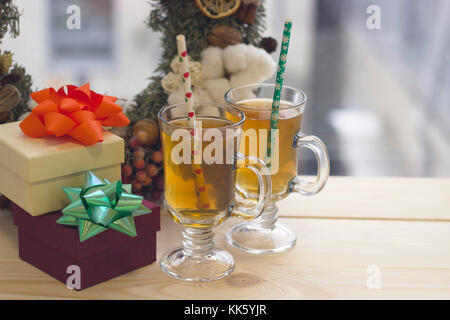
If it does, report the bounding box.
[0,121,123,216]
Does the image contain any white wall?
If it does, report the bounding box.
[2,0,160,99]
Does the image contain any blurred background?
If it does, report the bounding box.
[2,0,449,177]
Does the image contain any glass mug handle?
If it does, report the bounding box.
[290,132,330,196]
[230,154,272,220]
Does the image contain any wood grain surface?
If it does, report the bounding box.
[279,176,450,221]
[0,177,449,299]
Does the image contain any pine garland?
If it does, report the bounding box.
[0,0,21,41]
[6,64,32,119]
[127,0,266,123]
[0,0,33,122]
[123,0,267,200]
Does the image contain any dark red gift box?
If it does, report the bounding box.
[11,199,160,290]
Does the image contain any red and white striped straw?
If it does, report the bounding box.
[176,35,195,126]
[175,34,210,210]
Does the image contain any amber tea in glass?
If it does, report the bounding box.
[225,84,330,254]
[158,102,271,281]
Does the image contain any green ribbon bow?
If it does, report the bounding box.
[57,171,151,242]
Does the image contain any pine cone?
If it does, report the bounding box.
[259,37,277,54]
[208,25,243,48]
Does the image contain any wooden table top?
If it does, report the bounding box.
[0,176,449,299]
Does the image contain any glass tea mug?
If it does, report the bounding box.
[224,84,330,254]
[158,102,272,281]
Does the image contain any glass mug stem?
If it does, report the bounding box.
[161,155,271,281]
[162,154,272,280]
[253,202,278,230]
[171,154,272,259]
[229,132,330,254]
[182,227,215,257]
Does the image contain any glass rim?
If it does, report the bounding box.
[224,83,307,111]
[158,102,246,131]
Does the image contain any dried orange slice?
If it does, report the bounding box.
[195,0,242,19]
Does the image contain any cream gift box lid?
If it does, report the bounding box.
[0,121,124,183]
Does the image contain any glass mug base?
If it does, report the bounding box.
[227,221,297,254]
[159,247,235,282]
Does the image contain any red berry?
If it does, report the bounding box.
[122,176,131,184]
[121,165,133,178]
[151,190,162,200]
[142,176,153,186]
[136,170,147,182]
[129,136,140,149]
[132,180,142,192]
[133,158,146,170]
[151,150,163,163]
[132,147,146,159]
[146,164,159,177]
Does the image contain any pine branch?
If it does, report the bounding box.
[129,0,267,127]
[0,1,33,122]
[0,0,21,43]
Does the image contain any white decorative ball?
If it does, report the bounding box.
[201,46,224,80]
[223,44,248,74]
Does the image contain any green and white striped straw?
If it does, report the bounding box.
[266,18,293,168]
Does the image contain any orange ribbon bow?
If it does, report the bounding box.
[19,83,130,145]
